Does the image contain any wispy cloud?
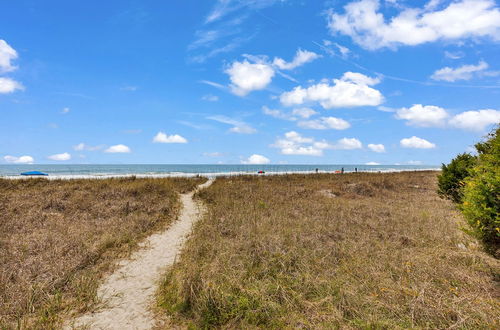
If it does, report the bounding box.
[207,115,256,134]
[188,0,286,63]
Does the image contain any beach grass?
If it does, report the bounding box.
[0,176,205,329]
[158,171,499,328]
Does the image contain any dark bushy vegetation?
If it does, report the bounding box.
[437,153,476,203]
[461,126,500,256]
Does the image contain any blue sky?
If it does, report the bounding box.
[1,0,499,165]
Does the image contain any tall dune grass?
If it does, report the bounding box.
[159,172,499,328]
[0,177,204,328]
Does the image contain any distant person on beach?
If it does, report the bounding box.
[315,168,318,173]
[341,167,344,174]
[355,167,357,173]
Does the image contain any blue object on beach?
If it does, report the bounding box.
[20,171,48,176]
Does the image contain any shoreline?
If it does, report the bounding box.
[0,168,440,180]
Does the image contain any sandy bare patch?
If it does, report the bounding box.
[65,179,213,330]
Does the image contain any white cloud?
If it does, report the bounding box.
[0,77,24,94]
[0,40,18,73]
[73,143,104,151]
[272,131,323,156]
[335,137,363,149]
[280,72,383,109]
[262,106,295,120]
[48,152,71,161]
[241,154,271,164]
[328,0,500,50]
[273,49,321,70]
[262,106,318,121]
[4,155,34,164]
[225,59,275,96]
[449,109,500,131]
[395,104,449,127]
[407,160,423,165]
[202,94,219,102]
[272,131,362,156]
[444,51,464,60]
[298,116,351,130]
[229,126,257,134]
[105,144,131,153]
[431,61,491,81]
[61,107,70,114]
[368,143,386,152]
[205,0,284,23]
[207,115,256,134]
[400,136,436,149]
[153,132,188,144]
[365,161,381,165]
[291,107,317,119]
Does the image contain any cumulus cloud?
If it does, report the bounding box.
[365,161,381,165]
[48,152,71,161]
[4,155,34,164]
[241,154,271,164]
[368,143,386,152]
[297,117,351,130]
[225,59,275,96]
[400,136,436,149]
[0,40,23,94]
[0,40,18,73]
[0,77,24,94]
[431,61,493,81]
[105,144,131,153]
[207,115,256,134]
[328,0,500,50]
[395,105,499,131]
[449,109,500,131]
[153,132,188,143]
[335,137,363,149]
[272,131,362,156]
[273,49,321,70]
[395,104,449,127]
[280,72,383,109]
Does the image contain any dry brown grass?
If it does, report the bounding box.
[159,172,500,328]
[0,176,205,329]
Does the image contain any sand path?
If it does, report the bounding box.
[66,179,214,330]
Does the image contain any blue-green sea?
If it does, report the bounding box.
[0,164,440,178]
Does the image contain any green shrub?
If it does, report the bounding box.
[437,153,476,203]
[461,126,500,256]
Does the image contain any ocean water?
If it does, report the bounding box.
[0,164,440,179]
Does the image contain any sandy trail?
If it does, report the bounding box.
[66,179,213,330]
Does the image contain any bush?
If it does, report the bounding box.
[461,126,500,256]
[437,153,476,203]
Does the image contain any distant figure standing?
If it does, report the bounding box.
[355,167,357,173]
[341,167,344,174]
[315,168,319,173]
